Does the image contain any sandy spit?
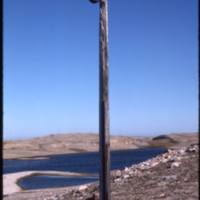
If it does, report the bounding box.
[3,171,90,196]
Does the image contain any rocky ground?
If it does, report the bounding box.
[4,143,199,200]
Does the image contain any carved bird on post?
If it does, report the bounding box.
[89,0,99,3]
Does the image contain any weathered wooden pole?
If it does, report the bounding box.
[89,0,111,199]
[99,0,111,199]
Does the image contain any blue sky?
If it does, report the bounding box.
[4,0,198,140]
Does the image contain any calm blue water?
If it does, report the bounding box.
[18,175,99,190]
[4,148,167,190]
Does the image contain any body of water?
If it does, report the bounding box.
[4,147,167,190]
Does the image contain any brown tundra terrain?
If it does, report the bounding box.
[3,132,199,200]
[3,132,198,159]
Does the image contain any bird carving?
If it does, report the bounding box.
[89,0,99,3]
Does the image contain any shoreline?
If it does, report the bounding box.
[3,144,198,200]
[3,171,95,196]
[4,147,167,196]
[4,146,167,160]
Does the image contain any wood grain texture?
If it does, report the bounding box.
[99,0,111,200]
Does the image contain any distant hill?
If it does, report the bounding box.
[3,132,198,159]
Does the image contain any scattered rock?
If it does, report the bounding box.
[124,167,129,172]
[79,185,88,191]
[123,174,129,179]
[159,193,166,198]
[171,161,181,168]
[85,194,99,200]
[162,175,177,181]
[186,144,198,153]
[115,170,121,177]
[157,181,167,187]
[114,178,120,182]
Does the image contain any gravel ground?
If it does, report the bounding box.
[3,144,199,200]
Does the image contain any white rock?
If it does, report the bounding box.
[115,170,121,177]
[179,149,186,155]
[124,167,129,172]
[159,193,166,198]
[79,185,88,191]
[114,178,121,183]
[151,162,159,167]
[171,162,181,168]
[123,174,129,179]
[128,171,134,175]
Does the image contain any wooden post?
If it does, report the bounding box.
[99,0,111,200]
[89,0,110,199]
